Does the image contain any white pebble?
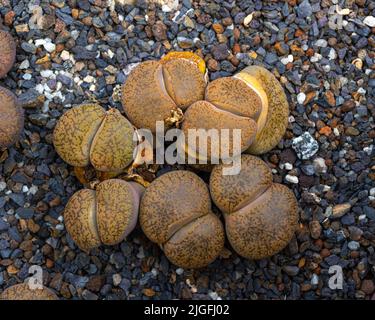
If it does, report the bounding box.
[311,274,319,285]
[42,101,50,113]
[336,7,350,15]
[281,54,293,65]
[112,274,122,286]
[44,92,54,100]
[333,127,340,136]
[34,39,46,47]
[322,64,331,72]
[23,73,32,80]
[285,174,299,184]
[22,186,29,193]
[19,60,30,69]
[364,145,373,155]
[315,39,328,47]
[243,13,254,27]
[284,163,293,170]
[311,53,322,63]
[44,83,52,93]
[297,92,306,104]
[324,206,332,217]
[0,181,7,192]
[60,50,71,61]
[363,16,375,28]
[40,70,54,78]
[161,0,178,12]
[56,224,64,231]
[35,83,44,94]
[357,87,366,95]
[313,157,327,174]
[328,48,337,60]
[176,268,184,275]
[84,75,95,83]
[151,268,158,277]
[348,241,360,251]
[107,49,114,59]
[208,291,221,300]
[370,188,375,197]
[44,42,56,53]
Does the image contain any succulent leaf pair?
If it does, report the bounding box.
[53,104,135,172]
[64,179,144,252]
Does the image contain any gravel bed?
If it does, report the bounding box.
[0,0,374,300]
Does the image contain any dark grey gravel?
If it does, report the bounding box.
[0,0,374,301]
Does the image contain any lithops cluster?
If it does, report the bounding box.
[0,283,58,300]
[64,179,144,252]
[0,86,24,148]
[0,30,16,78]
[122,57,206,132]
[210,154,298,259]
[53,104,136,172]
[122,53,289,162]
[140,170,225,269]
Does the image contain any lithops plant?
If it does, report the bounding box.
[209,155,298,259]
[64,179,144,252]
[182,65,290,161]
[0,283,58,300]
[140,170,225,269]
[235,65,289,154]
[122,57,206,132]
[161,51,206,74]
[0,86,24,148]
[181,79,260,162]
[53,104,136,172]
[0,29,16,78]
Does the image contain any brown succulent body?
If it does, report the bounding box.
[53,104,135,172]
[210,155,298,259]
[140,170,225,269]
[205,77,262,119]
[182,100,257,161]
[0,283,58,300]
[237,66,289,155]
[162,58,206,109]
[64,179,143,252]
[0,86,24,148]
[0,30,16,78]
[182,65,290,161]
[121,59,206,132]
[181,75,266,162]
